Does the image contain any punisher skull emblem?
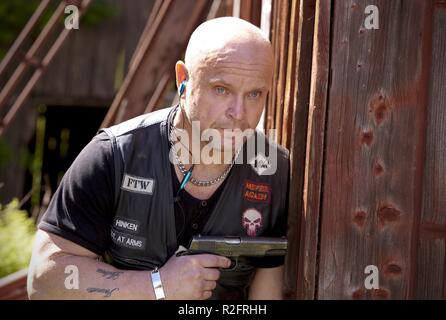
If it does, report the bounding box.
[242,208,263,236]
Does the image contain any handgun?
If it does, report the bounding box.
[176,235,287,271]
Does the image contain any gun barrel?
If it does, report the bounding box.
[188,236,287,257]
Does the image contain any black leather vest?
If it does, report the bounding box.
[99,106,289,299]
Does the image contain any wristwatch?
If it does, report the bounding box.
[151,267,166,300]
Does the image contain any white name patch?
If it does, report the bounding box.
[111,229,146,250]
[121,174,155,195]
[114,217,140,234]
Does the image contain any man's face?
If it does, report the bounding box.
[183,43,273,152]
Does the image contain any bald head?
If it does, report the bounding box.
[174,17,274,142]
[184,17,273,74]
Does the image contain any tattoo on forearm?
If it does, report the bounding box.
[86,287,119,298]
[96,268,123,280]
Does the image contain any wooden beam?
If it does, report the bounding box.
[273,0,290,144]
[144,73,171,113]
[283,0,316,300]
[281,0,300,149]
[416,3,445,299]
[299,0,331,300]
[101,0,213,127]
[317,0,433,299]
[0,0,92,136]
[238,0,262,26]
[101,0,173,127]
[0,268,28,300]
[0,1,67,112]
[128,0,164,71]
[265,0,280,132]
[0,0,51,80]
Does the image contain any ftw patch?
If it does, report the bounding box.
[113,217,140,234]
[111,229,146,250]
[243,180,271,203]
[121,174,155,195]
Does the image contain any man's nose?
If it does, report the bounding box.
[226,96,244,121]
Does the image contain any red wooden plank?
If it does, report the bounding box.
[0,0,51,79]
[299,0,331,300]
[281,0,299,149]
[0,269,28,300]
[239,0,262,27]
[101,0,213,127]
[273,0,290,144]
[0,2,67,112]
[285,0,316,300]
[317,0,433,299]
[0,0,93,136]
[416,5,446,299]
[101,0,173,127]
[265,0,279,132]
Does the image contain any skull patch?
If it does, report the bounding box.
[242,208,263,236]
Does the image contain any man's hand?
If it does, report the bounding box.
[28,230,231,300]
[160,253,231,300]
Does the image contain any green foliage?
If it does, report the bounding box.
[0,0,41,60]
[83,0,118,27]
[0,137,12,168]
[0,0,117,60]
[0,199,36,278]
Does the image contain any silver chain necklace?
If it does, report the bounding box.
[168,110,239,187]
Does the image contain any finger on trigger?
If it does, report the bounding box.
[217,256,231,268]
[198,254,231,268]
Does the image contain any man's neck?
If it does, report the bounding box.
[172,108,234,180]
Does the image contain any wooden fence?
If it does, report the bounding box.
[271,0,446,299]
[1,0,445,300]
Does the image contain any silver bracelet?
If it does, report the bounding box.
[150,267,165,300]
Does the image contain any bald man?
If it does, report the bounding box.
[28,17,289,300]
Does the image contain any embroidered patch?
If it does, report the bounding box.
[243,180,271,203]
[113,216,140,234]
[121,174,155,195]
[111,229,146,250]
[249,153,271,175]
[241,208,263,237]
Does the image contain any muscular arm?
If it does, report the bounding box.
[248,265,284,300]
[27,230,155,299]
[28,230,230,300]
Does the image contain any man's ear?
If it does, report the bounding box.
[175,61,189,88]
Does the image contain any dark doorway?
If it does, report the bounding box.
[23,105,108,216]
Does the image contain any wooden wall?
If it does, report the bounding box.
[0,0,154,204]
[33,0,155,106]
[265,0,317,299]
[268,0,446,299]
[2,0,445,300]
[417,1,446,299]
[318,0,434,299]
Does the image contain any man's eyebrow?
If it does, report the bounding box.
[208,78,268,91]
[208,78,233,88]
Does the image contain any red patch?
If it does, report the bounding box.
[243,180,271,203]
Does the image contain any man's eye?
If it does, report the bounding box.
[215,87,227,95]
[248,90,262,99]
